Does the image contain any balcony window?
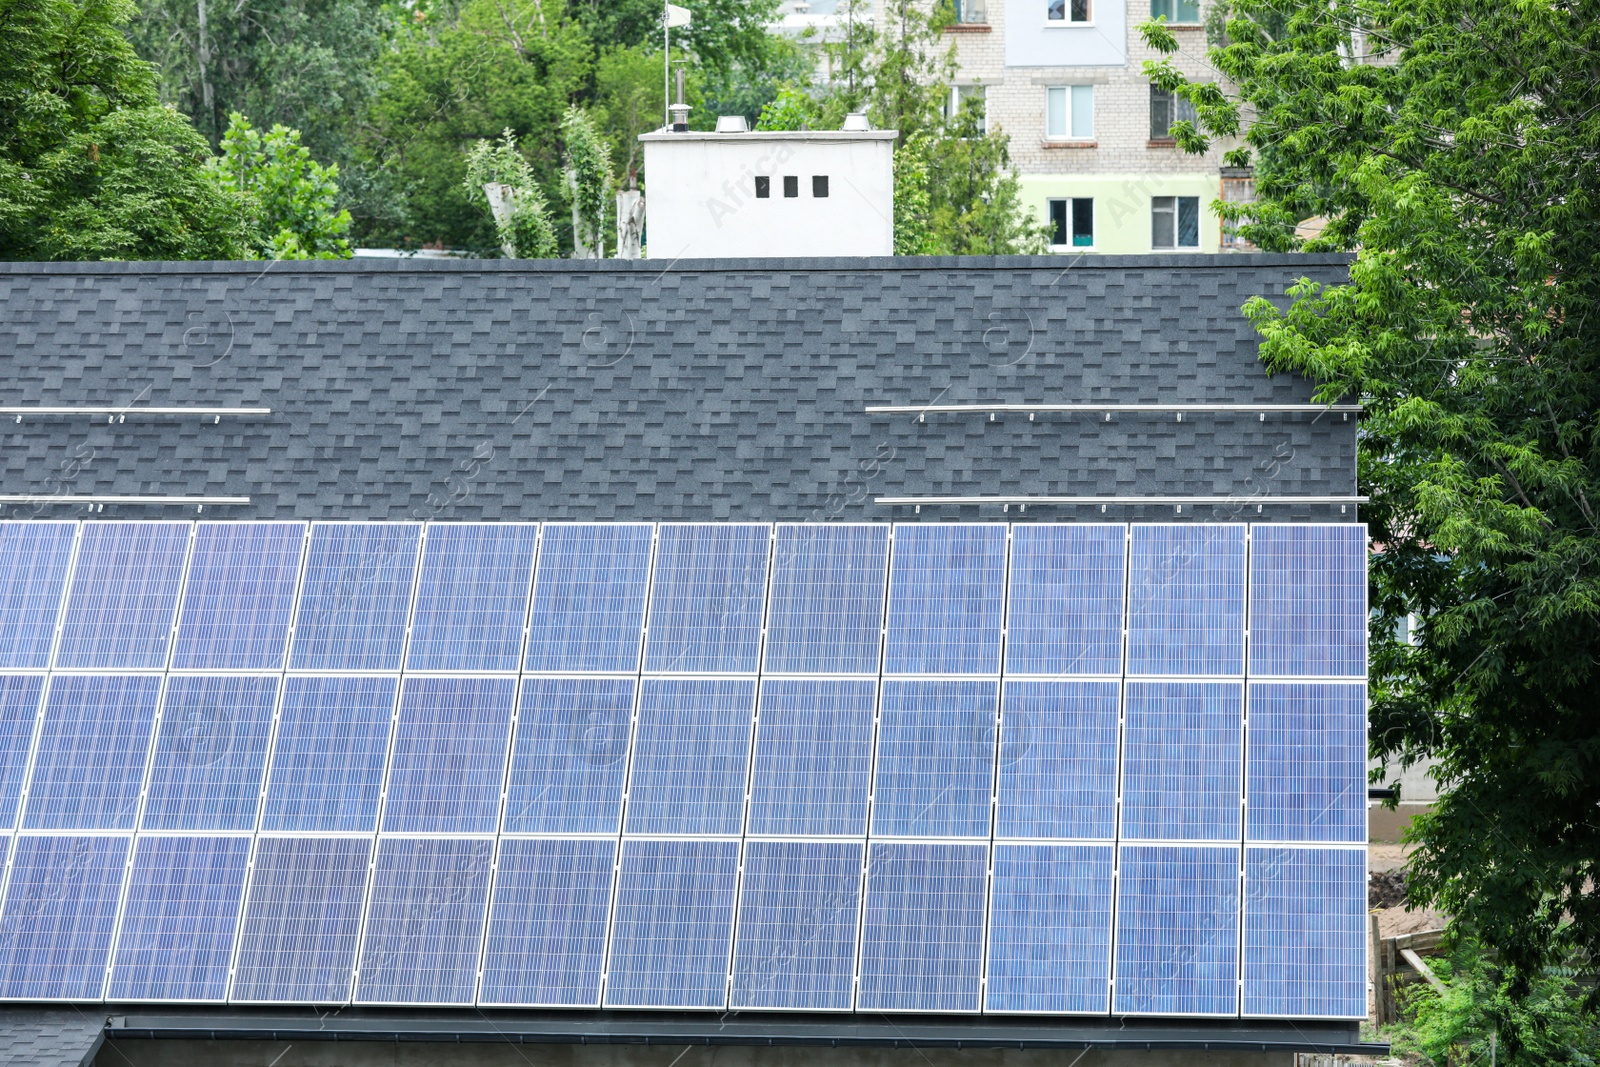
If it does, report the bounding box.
[1151,0,1201,23]
[1047,0,1091,22]
[1045,86,1094,140]
[1048,198,1095,248]
[1152,195,1200,249]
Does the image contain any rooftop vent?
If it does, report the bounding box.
[715,115,750,133]
[842,112,872,131]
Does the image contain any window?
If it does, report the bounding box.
[1151,0,1201,22]
[1045,86,1094,139]
[1220,170,1255,249]
[1047,0,1091,20]
[1149,84,1198,140]
[812,175,829,198]
[1048,198,1094,248]
[755,176,770,199]
[783,175,799,198]
[947,85,988,135]
[951,0,988,23]
[1152,196,1200,249]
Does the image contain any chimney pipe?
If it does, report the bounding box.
[669,66,691,132]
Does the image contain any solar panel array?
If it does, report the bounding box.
[0,520,1367,1017]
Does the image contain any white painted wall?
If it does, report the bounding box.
[639,130,897,258]
[1003,0,1128,67]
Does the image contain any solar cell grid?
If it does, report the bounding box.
[986,844,1113,1013]
[747,679,875,837]
[604,838,740,1009]
[995,681,1119,840]
[1126,524,1246,677]
[56,521,190,669]
[1112,845,1240,1016]
[141,675,277,832]
[870,681,997,839]
[1120,682,1243,842]
[382,677,516,834]
[730,841,862,1011]
[23,674,162,831]
[0,675,44,829]
[356,838,494,1005]
[1250,525,1367,677]
[1005,524,1125,676]
[171,522,304,670]
[260,676,396,833]
[1242,847,1366,1018]
[0,521,76,668]
[762,524,888,674]
[624,679,756,836]
[479,838,615,1007]
[524,524,653,673]
[857,842,987,1012]
[503,678,633,834]
[106,834,251,1001]
[406,523,538,672]
[884,524,1006,675]
[1246,683,1366,843]
[644,524,770,673]
[231,836,371,1003]
[289,523,421,671]
[0,834,125,999]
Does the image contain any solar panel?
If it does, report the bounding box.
[871,681,997,839]
[747,679,874,836]
[1112,845,1239,1015]
[763,524,888,674]
[525,523,652,673]
[23,674,161,830]
[1126,524,1246,676]
[0,834,126,999]
[995,681,1118,840]
[1005,524,1125,676]
[1242,846,1365,1018]
[406,523,538,672]
[171,522,304,670]
[0,521,76,668]
[644,524,770,673]
[56,521,190,669]
[730,840,861,1010]
[1250,525,1367,677]
[624,679,756,836]
[604,838,739,1009]
[1246,683,1366,843]
[356,837,494,1005]
[857,842,987,1012]
[986,843,1113,1013]
[106,834,251,1001]
[382,677,516,834]
[260,676,396,833]
[503,678,633,834]
[231,836,371,1002]
[141,675,277,831]
[1120,682,1243,842]
[289,523,421,671]
[0,675,44,828]
[884,524,1006,675]
[479,837,614,1007]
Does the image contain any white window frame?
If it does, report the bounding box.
[1047,197,1095,250]
[1151,0,1202,25]
[1151,195,1202,250]
[947,84,988,136]
[1045,0,1092,25]
[1044,85,1094,141]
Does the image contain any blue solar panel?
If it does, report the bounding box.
[480,838,614,1007]
[356,838,493,1005]
[525,523,653,673]
[986,844,1113,1013]
[1127,524,1246,676]
[763,524,888,674]
[142,675,277,831]
[604,838,739,1009]
[0,521,75,667]
[1249,525,1367,677]
[995,681,1118,840]
[644,524,770,673]
[730,841,861,1010]
[0,834,126,998]
[106,834,250,1001]
[871,681,996,838]
[857,842,987,1012]
[747,679,874,836]
[289,523,421,671]
[0,675,44,829]
[1120,682,1242,841]
[1247,683,1366,843]
[884,524,1006,675]
[231,836,371,1002]
[382,677,515,834]
[171,522,304,670]
[407,523,538,671]
[24,674,161,830]
[1112,844,1239,1015]
[503,678,633,834]
[624,679,755,836]
[1242,847,1366,1018]
[56,521,190,669]
[260,676,396,833]
[1005,524,1125,676]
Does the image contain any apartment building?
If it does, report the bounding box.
[942,0,1249,253]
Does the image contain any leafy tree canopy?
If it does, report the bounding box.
[208,112,352,259]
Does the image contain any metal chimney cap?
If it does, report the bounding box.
[715,115,750,133]
[842,112,872,131]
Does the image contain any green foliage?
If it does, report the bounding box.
[0,0,251,259]
[594,45,661,187]
[462,128,556,259]
[892,130,936,255]
[700,37,814,128]
[561,105,611,257]
[209,113,351,259]
[755,84,818,131]
[568,0,782,82]
[926,98,1049,255]
[1141,0,1600,1026]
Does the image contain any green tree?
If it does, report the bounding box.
[208,112,351,259]
[561,104,611,257]
[1141,0,1600,1025]
[0,0,250,259]
[569,0,781,83]
[462,128,557,258]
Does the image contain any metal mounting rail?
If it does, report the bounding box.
[876,495,1368,506]
[865,403,1361,414]
[4,406,271,424]
[0,495,251,505]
